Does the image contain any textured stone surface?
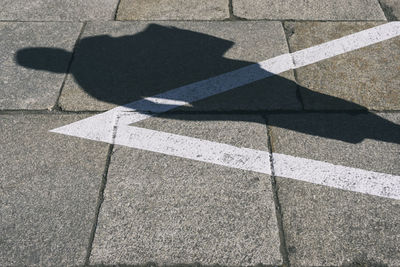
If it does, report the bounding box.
[117,0,229,20]
[0,22,82,110]
[0,0,119,21]
[0,114,109,266]
[90,115,282,266]
[233,0,386,20]
[379,0,400,20]
[268,112,400,266]
[59,21,300,111]
[286,22,400,111]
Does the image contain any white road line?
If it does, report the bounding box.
[51,22,400,200]
[55,123,400,200]
[116,126,271,174]
[291,22,400,68]
[119,127,400,200]
[52,22,400,129]
[273,154,400,200]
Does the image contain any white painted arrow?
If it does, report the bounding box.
[51,22,400,200]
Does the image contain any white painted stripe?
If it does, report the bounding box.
[125,128,400,200]
[291,22,400,68]
[50,22,400,200]
[118,22,400,125]
[145,97,191,106]
[117,126,400,200]
[51,22,400,131]
[273,153,400,200]
[116,126,271,174]
[55,123,400,200]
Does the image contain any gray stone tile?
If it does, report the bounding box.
[0,22,82,110]
[268,112,400,266]
[59,21,300,112]
[286,22,400,111]
[233,0,386,20]
[90,115,282,265]
[379,0,400,20]
[116,0,229,20]
[0,0,119,21]
[0,114,109,266]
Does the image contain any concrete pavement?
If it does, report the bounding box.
[1,1,399,266]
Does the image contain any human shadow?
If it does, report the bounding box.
[16,24,400,145]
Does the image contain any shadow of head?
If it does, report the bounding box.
[17,24,239,105]
[15,24,400,145]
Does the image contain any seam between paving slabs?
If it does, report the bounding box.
[227,0,246,21]
[53,21,87,111]
[112,18,389,22]
[378,0,398,21]
[113,0,123,21]
[85,143,115,266]
[264,115,291,267]
[0,110,102,116]
[85,113,121,265]
[281,21,305,111]
[2,110,400,116]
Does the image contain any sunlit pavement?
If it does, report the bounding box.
[1,1,400,266]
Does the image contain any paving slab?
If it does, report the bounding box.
[89,114,282,265]
[59,21,300,112]
[233,0,386,20]
[379,0,400,20]
[286,22,400,111]
[0,114,109,266]
[117,0,229,20]
[0,0,119,21]
[268,112,400,266]
[0,22,82,110]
